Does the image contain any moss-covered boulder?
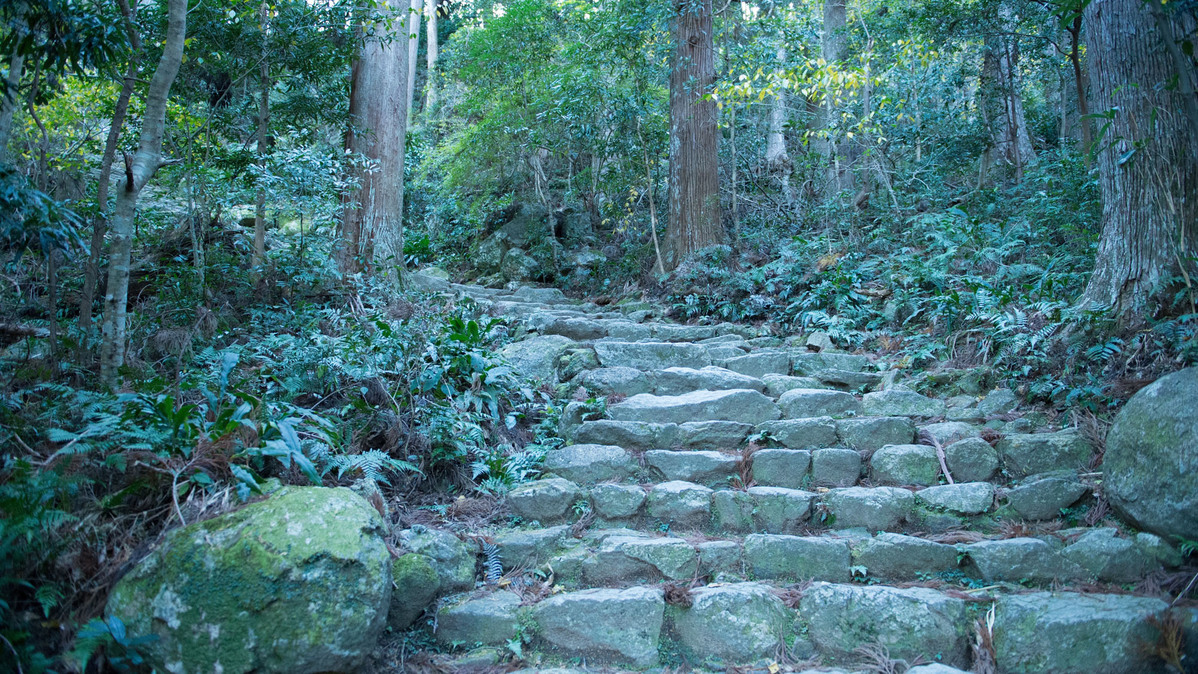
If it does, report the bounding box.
[105,487,392,674]
[390,554,440,629]
[1104,367,1198,541]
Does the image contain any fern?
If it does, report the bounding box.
[322,449,420,485]
[482,542,503,583]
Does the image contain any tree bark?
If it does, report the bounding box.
[765,46,793,205]
[1081,0,1198,322]
[666,0,721,269]
[253,0,271,268]
[981,5,1036,181]
[424,0,438,113]
[406,0,423,119]
[0,42,25,164]
[1067,16,1092,160]
[338,0,410,282]
[99,0,187,386]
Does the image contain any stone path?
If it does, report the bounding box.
[407,276,1197,673]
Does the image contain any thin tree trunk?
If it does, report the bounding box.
[982,5,1036,181]
[1068,17,1093,162]
[80,0,141,336]
[100,0,187,386]
[424,0,438,113]
[765,47,792,204]
[0,42,24,163]
[818,0,847,197]
[338,0,410,282]
[253,0,270,268]
[406,0,423,118]
[638,122,666,276]
[1081,0,1198,322]
[666,0,721,269]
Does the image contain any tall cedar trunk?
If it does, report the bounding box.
[765,46,792,204]
[253,1,270,268]
[818,0,847,196]
[406,0,423,118]
[1081,0,1198,322]
[100,0,187,386]
[666,0,720,269]
[424,0,438,113]
[0,42,25,162]
[338,0,410,280]
[981,5,1036,181]
[80,0,141,335]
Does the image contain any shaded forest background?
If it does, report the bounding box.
[0,0,1196,669]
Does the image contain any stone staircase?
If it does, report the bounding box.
[409,278,1197,673]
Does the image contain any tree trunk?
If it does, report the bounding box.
[765,46,793,204]
[253,0,270,268]
[338,0,410,282]
[406,0,423,117]
[1067,16,1093,160]
[100,0,187,386]
[666,0,721,269]
[424,0,438,113]
[1081,0,1198,322]
[817,0,847,196]
[982,5,1036,181]
[0,41,23,163]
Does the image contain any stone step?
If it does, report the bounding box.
[607,389,781,425]
[571,365,766,397]
[433,578,1195,672]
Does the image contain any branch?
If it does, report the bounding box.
[0,323,50,339]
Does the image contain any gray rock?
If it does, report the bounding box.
[1135,532,1183,567]
[822,487,915,531]
[610,389,780,425]
[815,368,885,391]
[500,335,577,384]
[697,540,742,576]
[106,488,393,674]
[996,430,1093,478]
[862,390,946,417]
[743,534,851,581]
[544,445,635,483]
[675,583,790,662]
[870,444,941,486]
[594,341,710,370]
[583,536,698,583]
[919,421,980,446]
[907,666,971,674]
[507,478,584,524]
[962,538,1085,583]
[943,437,999,482]
[653,366,765,395]
[851,533,958,580]
[801,583,970,666]
[543,317,610,341]
[811,448,863,488]
[1005,474,1088,520]
[571,420,670,450]
[409,269,451,293]
[510,286,567,304]
[590,484,646,520]
[646,450,738,486]
[756,417,838,449]
[916,482,995,515]
[575,367,653,396]
[805,331,835,352]
[495,526,570,568]
[750,449,812,489]
[557,348,599,382]
[762,373,831,397]
[1104,367,1198,541]
[746,486,816,532]
[707,345,749,361]
[398,526,477,593]
[557,401,588,438]
[677,420,754,449]
[792,352,870,375]
[534,587,664,666]
[978,388,1019,416]
[476,236,505,273]
[390,554,439,628]
[777,389,863,419]
[719,351,792,378]
[837,417,916,450]
[710,490,757,533]
[435,591,521,646]
[1060,528,1157,582]
[501,248,538,281]
[647,481,713,529]
[994,591,1170,673]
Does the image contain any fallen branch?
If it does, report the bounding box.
[0,322,50,339]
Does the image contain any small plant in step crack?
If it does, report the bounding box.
[69,616,157,673]
[1142,611,1186,673]
[663,581,694,608]
[972,603,998,674]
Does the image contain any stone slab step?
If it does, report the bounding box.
[434,580,1195,672]
[608,389,780,425]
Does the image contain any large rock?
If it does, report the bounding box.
[870,444,941,486]
[837,417,915,450]
[501,248,538,281]
[994,592,1170,673]
[647,481,713,529]
[495,526,571,568]
[996,430,1093,477]
[590,484,646,519]
[609,389,780,425]
[862,390,946,417]
[575,366,653,395]
[800,583,970,666]
[397,526,477,592]
[718,351,791,378]
[544,444,635,483]
[593,341,710,370]
[962,538,1084,583]
[507,478,584,524]
[822,487,914,531]
[499,335,577,383]
[105,487,391,674]
[756,417,838,449]
[750,449,812,489]
[777,389,862,418]
[915,482,994,515]
[391,554,440,628]
[582,536,698,583]
[1060,528,1158,582]
[533,587,664,666]
[645,450,738,486]
[851,533,958,580]
[743,534,850,581]
[653,366,765,395]
[943,437,999,482]
[1104,367,1198,541]
[810,448,863,487]
[1004,474,1088,520]
[435,591,522,646]
[674,583,790,662]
